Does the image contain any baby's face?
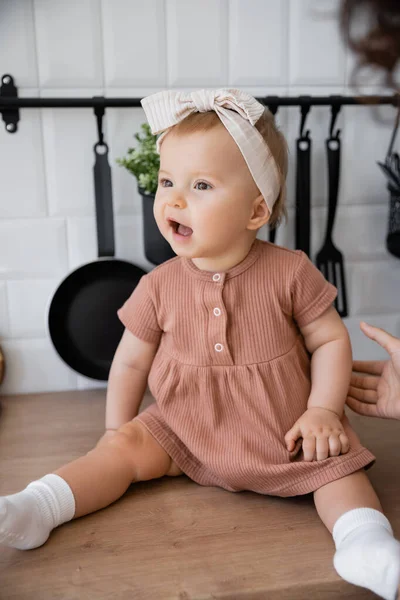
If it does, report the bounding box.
[154,124,262,262]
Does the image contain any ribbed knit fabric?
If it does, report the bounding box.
[118,239,375,497]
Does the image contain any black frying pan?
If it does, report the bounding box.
[48,128,146,381]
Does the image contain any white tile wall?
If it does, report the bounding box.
[102,0,167,88]
[288,0,346,86]
[166,0,228,86]
[34,0,104,88]
[0,283,10,339]
[0,103,47,219]
[229,0,288,86]
[0,0,38,88]
[0,0,399,394]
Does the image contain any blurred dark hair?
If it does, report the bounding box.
[340,0,400,88]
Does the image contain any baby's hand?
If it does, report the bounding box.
[284,407,350,461]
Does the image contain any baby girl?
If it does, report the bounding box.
[1,89,399,599]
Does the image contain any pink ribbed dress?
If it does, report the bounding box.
[118,239,375,497]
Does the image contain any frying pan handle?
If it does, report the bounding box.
[325,135,341,241]
[94,142,115,257]
[295,135,311,256]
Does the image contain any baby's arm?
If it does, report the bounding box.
[300,305,352,416]
[285,306,352,461]
[105,329,159,431]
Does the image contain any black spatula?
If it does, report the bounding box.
[315,134,348,317]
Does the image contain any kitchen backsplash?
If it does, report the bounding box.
[0,0,399,394]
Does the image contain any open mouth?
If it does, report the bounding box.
[167,218,193,237]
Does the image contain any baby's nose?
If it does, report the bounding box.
[167,192,187,208]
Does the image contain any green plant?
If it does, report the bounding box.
[116,123,159,195]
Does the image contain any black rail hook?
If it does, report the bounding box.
[93,96,106,148]
[329,99,341,139]
[299,98,311,139]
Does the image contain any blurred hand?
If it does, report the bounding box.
[347,321,400,420]
[285,407,349,461]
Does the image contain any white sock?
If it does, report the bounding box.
[333,508,400,600]
[0,474,75,550]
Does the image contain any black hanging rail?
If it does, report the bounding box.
[1,74,399,133]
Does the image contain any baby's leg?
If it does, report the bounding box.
[0,420,182,550]
[314,470,400,600]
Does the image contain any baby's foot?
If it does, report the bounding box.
[0,492,50,550]
[0,474,75,550]
[334,525,400,600]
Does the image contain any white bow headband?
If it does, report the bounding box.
[141,89,280,213]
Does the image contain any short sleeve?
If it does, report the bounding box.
[291,251,337,328]
[117,274,162,344]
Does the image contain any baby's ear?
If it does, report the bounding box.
[247,194,270,230]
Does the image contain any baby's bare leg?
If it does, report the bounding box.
[56,420,182,518]
[314,470,381,532]
[314,471,400,600]
[0,420,182,549]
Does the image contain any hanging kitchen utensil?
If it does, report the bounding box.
[295,104,312,256]
[268,102,279,244]
[315,104,348,317]
[377,100,400,258]
[48,99,147,380]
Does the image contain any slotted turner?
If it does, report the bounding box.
[315,134,348,317]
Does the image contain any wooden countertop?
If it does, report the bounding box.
[0,390,399,599]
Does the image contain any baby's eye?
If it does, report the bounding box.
[194,181,212,191]
[160,178,173,187]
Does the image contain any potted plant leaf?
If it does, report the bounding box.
[117,123,176,265]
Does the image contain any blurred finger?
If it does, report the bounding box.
[316,436,329,461]
[346,396,379,418]
[350,372,380,391]
[348,385,378,404]
[360,322,400,356]
[352,360,385,376]
[328,434,341,457]
[339,433,350,454]
[302,436,316,462]
[284,423,302,451]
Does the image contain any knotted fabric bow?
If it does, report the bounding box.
[141,89,280,213]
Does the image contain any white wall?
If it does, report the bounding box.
[0,0,399,395]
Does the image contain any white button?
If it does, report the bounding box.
[212,273,221,282]
[213,307,221,317]
[214,343,224,352]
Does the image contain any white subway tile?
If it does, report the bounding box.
[77,375,107,390]
[67,214,152,273]
[0,283,10,338]
[0,338,78,394]
[341,97,400,205]
[115,214,154,272]
[166,0,228,86]
[34,0,103,87]
[0,106,47,218]
[106,102,148,215]
[289,0,346,85]
[344,314,400,361]
[348,260,400,316]
[102,0,166,87]
[7,279,58,338]
[41,94,102,217]
[67,217,97,271]
[311,204,389,262]
[0,219,68,279]
[0,0,38,87]
[229,0,288,86]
